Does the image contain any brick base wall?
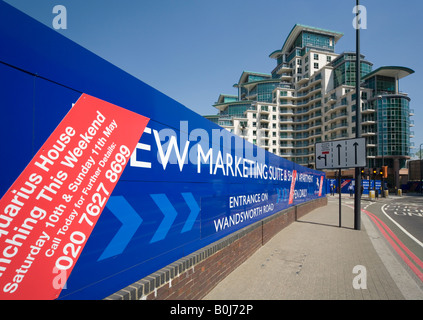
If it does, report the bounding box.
[106,197,327,300]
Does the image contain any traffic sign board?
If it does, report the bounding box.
[315,138,366,169]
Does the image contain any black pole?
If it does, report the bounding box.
[420,143,422,193]
[354,0,362,230]
[339,168,342,228]
[381,104,385,197]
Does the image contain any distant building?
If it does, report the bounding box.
[408,159,422,182]
[205,24,414,189]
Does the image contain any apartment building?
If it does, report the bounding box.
[205,24,414,188]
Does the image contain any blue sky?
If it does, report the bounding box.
[4,0,423,154]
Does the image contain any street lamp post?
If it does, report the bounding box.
[354,0,362,230]
[420,143,423,193]
[377,95,385,197]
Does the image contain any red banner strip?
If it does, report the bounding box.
[0,93,149,299]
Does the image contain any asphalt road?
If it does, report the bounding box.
[341,194,423,283]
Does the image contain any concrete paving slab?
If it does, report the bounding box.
[204,197,419,300]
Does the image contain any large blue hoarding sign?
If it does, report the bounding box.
[0,2,326,299]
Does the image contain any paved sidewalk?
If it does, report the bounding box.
[204,197,423,300]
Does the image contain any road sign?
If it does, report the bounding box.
[315,138,366,170]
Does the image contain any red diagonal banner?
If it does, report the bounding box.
[0,93,149,299]
[288,170,297,205]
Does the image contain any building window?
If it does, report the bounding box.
[314,53,319,60]
[314,63,319,69]
[327,56,332,62]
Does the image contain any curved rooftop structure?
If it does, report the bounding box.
[235,70,272,87]
[269,24,344,60]
[362,66,415,81]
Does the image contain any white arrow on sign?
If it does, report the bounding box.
[315,138,366,170]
